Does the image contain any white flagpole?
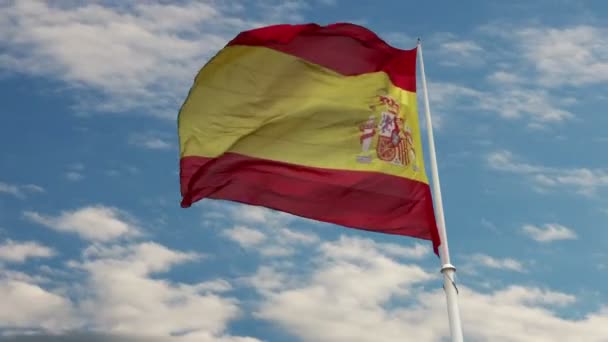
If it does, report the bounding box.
[416,38,464,342]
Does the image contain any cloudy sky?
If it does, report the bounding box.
[1,0,608,341]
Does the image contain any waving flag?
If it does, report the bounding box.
[178,23,441,253]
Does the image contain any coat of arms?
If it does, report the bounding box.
[356,95,418,171]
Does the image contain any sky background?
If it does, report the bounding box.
[1,0,608,341]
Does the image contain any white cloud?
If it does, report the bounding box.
[276,228,319,245]
[194,279,233,294]
[486,150,608,195]
[73,242,255,341]
[487,150,542,174]
[219,204,320,258]
[493,286,576,307]
[0,181,45,199]
[65,171,84,182]
[22,184,45,193]
[0,182,23,198]
[427,81,482,108]
[222,211,429,262]
[0,240,55,263]
[24,205,141,242]
[0,279,78,333]
[230,205,294,226]
[480,218,499,233]
[65,163,85,181]
[516,26,608,87]
[441,40,484,56]
[0,1,319,119]
[320,236,430,261]
[421,25,606,130]
[487,70,522,84]
[233,206,271,224]
[259,245,294,257]
[248,234,608,342]
[244,266,289,293]
[469,253,525,272]
[482,88,573,123]
[222,225,319,258]
[0,268,50,285]
[0,1,221,118]
[437,38,485,68]
[80,242,200,274]
[379,242,431,259]
[522,223,578,242]
[0,240,259,341]
[428,81,573,127]
[479,23,608,89]
[0,221,606,341]
[128,131,174,150]
[222,226,266,248]
[253,236,436,342]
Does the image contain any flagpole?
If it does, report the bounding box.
[416,38,464,342]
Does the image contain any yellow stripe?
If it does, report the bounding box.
[178,45,429,184]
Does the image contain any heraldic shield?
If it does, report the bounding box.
[357,95,417,170]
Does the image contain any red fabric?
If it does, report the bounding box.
[226,23,418,92]
[180,153,440,254]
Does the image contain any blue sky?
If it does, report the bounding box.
[1,1,608,341]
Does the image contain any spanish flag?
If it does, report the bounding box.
[178,23,441,254]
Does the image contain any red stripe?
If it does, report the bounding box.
[226,23,417,92]
[180,153,440,254]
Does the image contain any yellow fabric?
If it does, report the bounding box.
[178,45,429,184]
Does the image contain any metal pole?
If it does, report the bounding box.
[417,38,464,342]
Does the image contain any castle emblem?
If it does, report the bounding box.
[356,95,418,171]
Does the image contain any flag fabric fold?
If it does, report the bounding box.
[178,22,441,254]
